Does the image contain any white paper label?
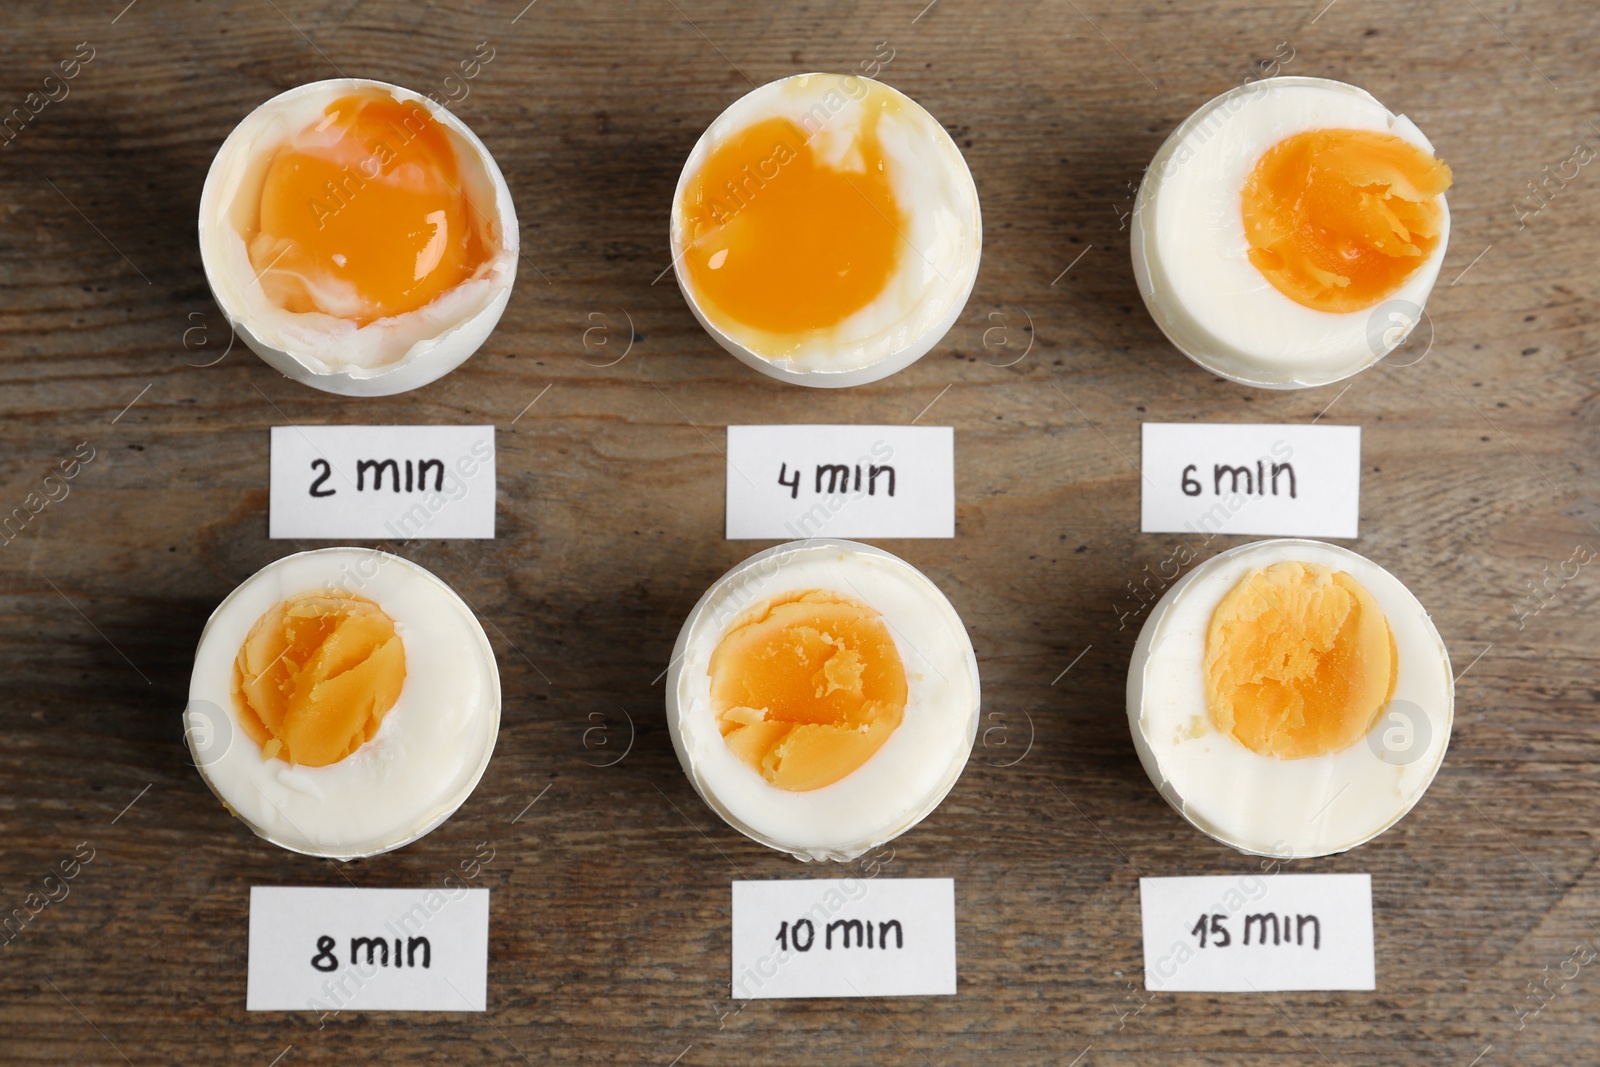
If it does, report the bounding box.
[269,425,495,540]
[731,878,956,998]
[1140,874,1374,992]
[1140,423,1360,538]
[725,425,954,540]
[247,887,489,1011]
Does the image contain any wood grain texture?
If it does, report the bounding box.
[2,0,1598,1063]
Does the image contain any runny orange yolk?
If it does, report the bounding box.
[232,590,407,767]
[708,590,907,791]
[249,92,489,325]
[1205,561,1397,760]
[1241,128,1452,314]
[679,110,903,335]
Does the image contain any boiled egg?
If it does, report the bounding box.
[1132,77,1452,388]
[199,79,518,396]
[1126,539,1453,857]
[667,540,980,860]
[185,548,501,859]
[670,74,982,387]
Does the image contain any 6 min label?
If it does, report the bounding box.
[1140,423,1360,539]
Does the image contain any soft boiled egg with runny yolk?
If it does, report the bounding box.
[671,74,982,388]
[248,93,491,326]
[199,79,518,396]
[667,540,980,861]
[1131,77,1453,388]
[1126,539,1453,858]
[186,548,501,860]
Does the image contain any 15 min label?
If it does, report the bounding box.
[1139,874,1374,992]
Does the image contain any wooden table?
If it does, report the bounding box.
[3,1,1597,1062]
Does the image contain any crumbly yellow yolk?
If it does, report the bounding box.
[1241,128,1452,314]
[708,589,907,791]
[1204,561,1397,760]
[679,108,903,335]
[232,590,407,767]
[248,92,489,325]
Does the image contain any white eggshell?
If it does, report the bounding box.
[1126,538,1454,858]
[198,79,519,397]
[1131,77,1450,389]
[185,548,501,860]
[666,540,980,860]
[670,74,982,388]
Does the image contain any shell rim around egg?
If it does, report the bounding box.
[665,538,982,860]
[1125,537,1454,858]
[1130,76,1451,390]
[668,73,983,389]
[197,78,520,398]
[184,547,502,861]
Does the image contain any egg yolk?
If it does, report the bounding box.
[678,110,903,335]
[248,92,489,325]
[1241,128,1452,314]
[708,589,907,791]
[232,590,407,767]
[1204,561,1397,760]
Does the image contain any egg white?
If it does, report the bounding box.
[671,74,982,387]
[1126,539,1453,857]
[198,79,518,397]
[185,548,501,860]
[1132,77,1450,389]
[667,540,980,860]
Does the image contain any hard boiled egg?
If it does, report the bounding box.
[1126,539,1453,857]
[185,548,501,859]
[199,79,518,396]
[667,540,980,860]
[671,74,982,387]
[1132,77,1452,388]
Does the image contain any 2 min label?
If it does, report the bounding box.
[269,425,495,540]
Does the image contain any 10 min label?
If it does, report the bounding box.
[774,916,904,952]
